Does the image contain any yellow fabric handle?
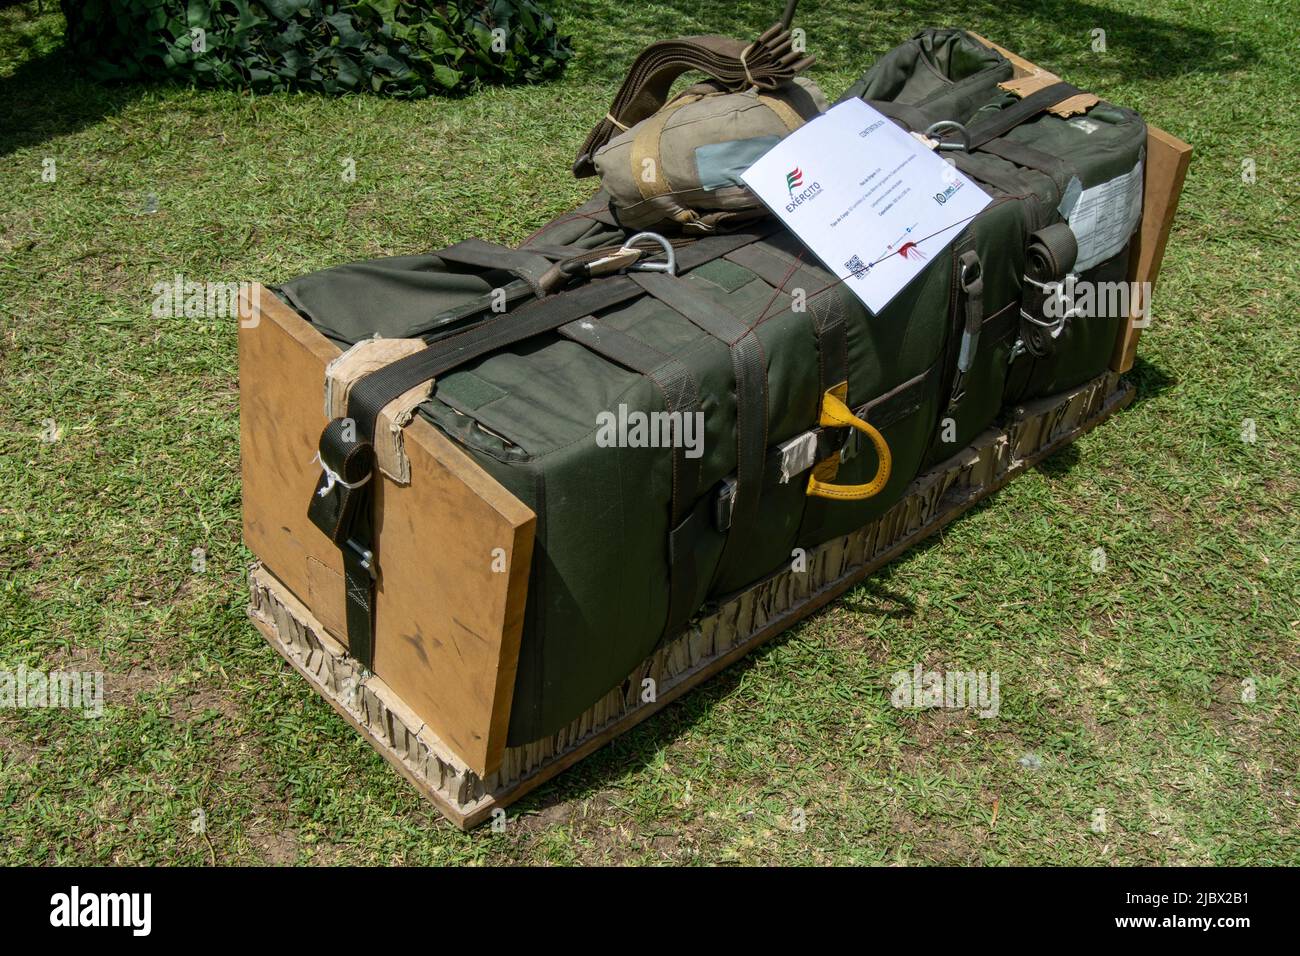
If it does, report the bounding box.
[805,386,892,501]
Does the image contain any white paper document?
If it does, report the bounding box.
[741,99,992,314]
[1068,159,1144,271]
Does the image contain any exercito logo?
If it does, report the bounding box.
[786,167,804,196]
[49,886,152,936]
[783,166,823,213]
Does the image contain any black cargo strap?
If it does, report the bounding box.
[732,243,853,462]
[558,316,704,634]
[345,230,769,443]
[721,243,848,401]
[714,360,942,532]
[873,81,1082,158]
[977,136,1075,198]
[309,227,772,663]
[946,151,1033,199]
[419,277,537,342]
[305,418,378,667]
[722,243,847,385]
[1019,221,1079,358]
[962,82,1082,150]
[436,238,562,299]
[630,271,768,573]
[865,99,933,135]
[557,318,702,523]
[945,249,985,414]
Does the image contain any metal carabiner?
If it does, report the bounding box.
[620,231,677,275]
[924,120,971,153]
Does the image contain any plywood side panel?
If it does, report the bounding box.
[239,286,535,776]
[1112,126,1193,371]
[239,287,344,616]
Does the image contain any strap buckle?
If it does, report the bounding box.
[960,254,984,296]
[714,477,737,531]
[344,538,377,579]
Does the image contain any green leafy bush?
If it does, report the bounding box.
[59,0,572,96]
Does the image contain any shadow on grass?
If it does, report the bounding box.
[0,46,146,159]
[1126,355,1176,405]
[555,0,1258,86]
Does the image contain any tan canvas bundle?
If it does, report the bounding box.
[593,78,828,234]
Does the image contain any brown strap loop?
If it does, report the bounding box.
[573,22,815,178]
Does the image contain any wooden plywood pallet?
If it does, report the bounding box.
[248,370,1134,829]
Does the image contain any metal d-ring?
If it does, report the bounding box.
[924,120,970,152]
[621,231,677,275]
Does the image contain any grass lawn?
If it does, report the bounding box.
[0,0,1296,865]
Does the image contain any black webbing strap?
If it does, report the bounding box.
[723,242,829,307]
[1019,221,1079,358]
[420,277,536,342]
[977,136,1074,196]
[310,227,772,662]
[723,241,852,457]
[865,98,932,134]
[944,248,985,415]
[873,81,1081,157]
[557,318,702,523]
[811,290,849,390]
[947,151,1033,199]
[721,244,846,384]
[558,316,704,633]
[721,240,857,545]
[963,82,1081,149]
[436,238,560,298]
[344,229,770,442]
[347,275,633,441]
[629,271,768,570]
[305,418,378,667]
[926,231,976,455]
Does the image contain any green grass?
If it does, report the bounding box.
[1,0,1297,865]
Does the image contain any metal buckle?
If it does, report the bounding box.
[713,477,737,531]
[344,538,376,579]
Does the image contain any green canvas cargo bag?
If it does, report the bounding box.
[273,26,1147,745]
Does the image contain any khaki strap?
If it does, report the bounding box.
[629,94,702,201]
[757,92,805,132]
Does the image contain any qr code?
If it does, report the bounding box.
[844,254,868,277]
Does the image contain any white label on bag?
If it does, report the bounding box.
[1068,159,1144,271]
[741,99,991,314]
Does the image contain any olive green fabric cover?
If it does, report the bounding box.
[274,28,1146,744]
